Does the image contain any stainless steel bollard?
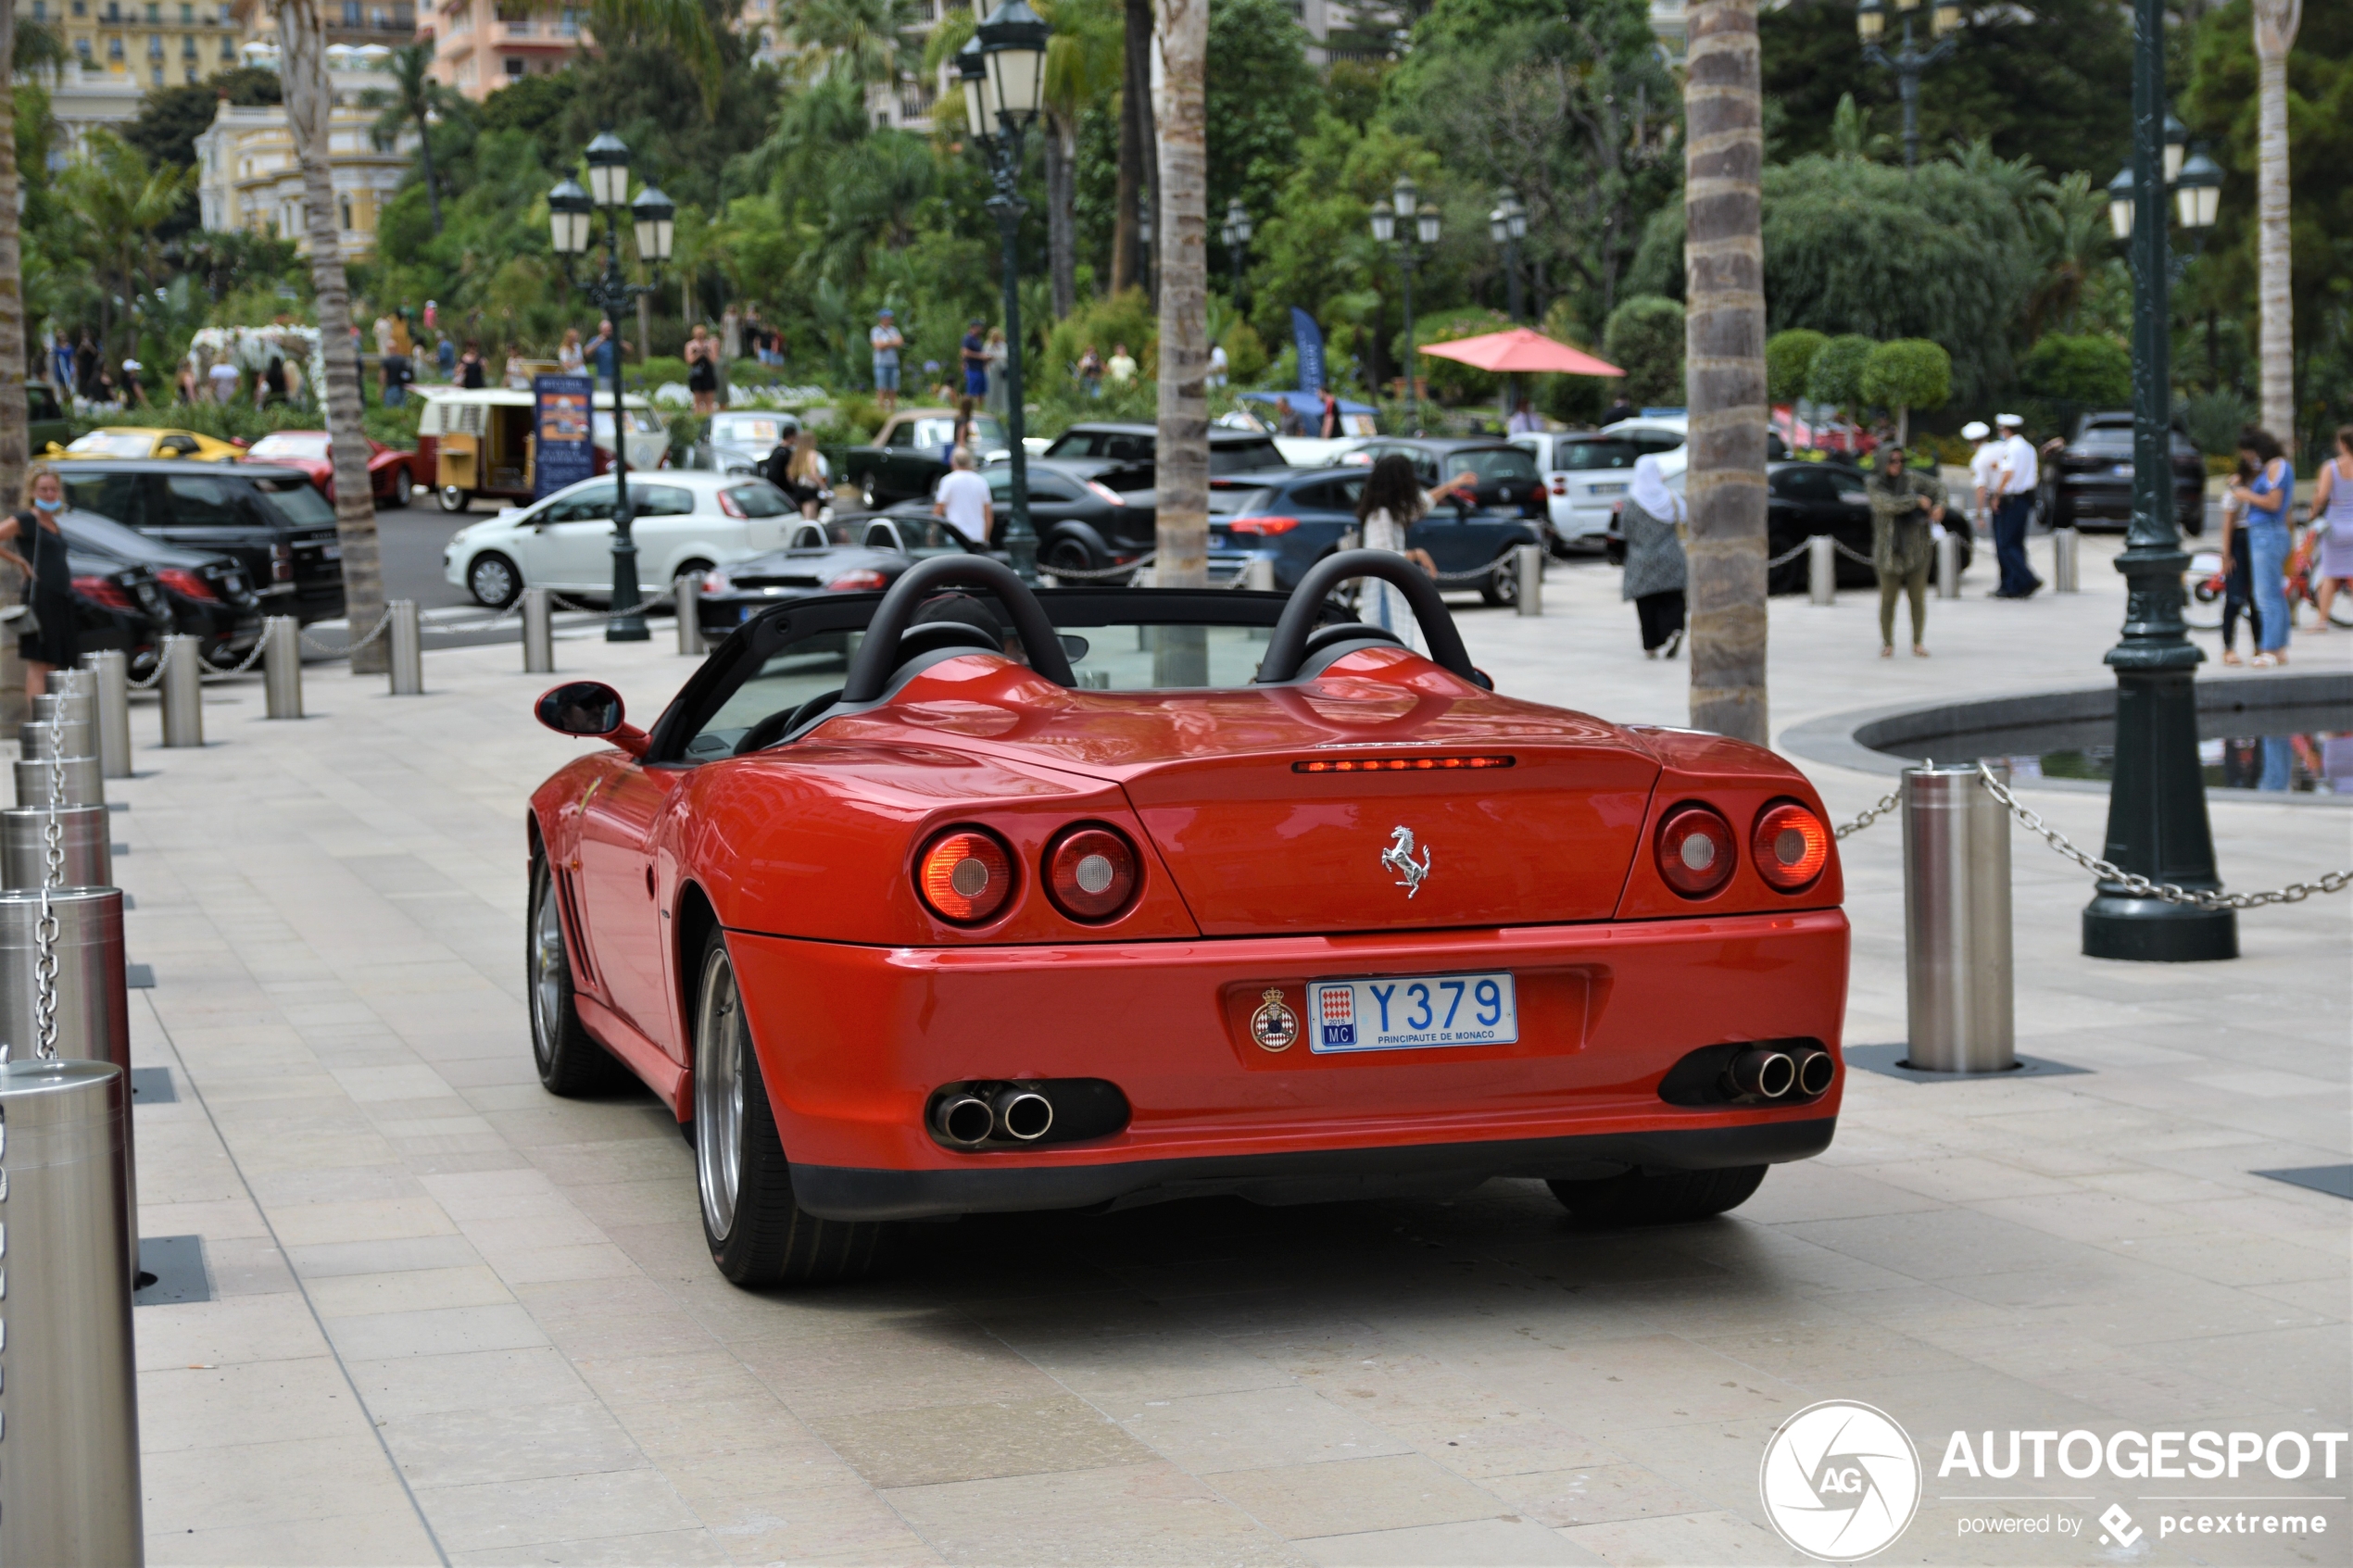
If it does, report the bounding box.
[159,633,203,747]
[388,598,423,696]
[1243,557,1277,594]
[79,650,132,778]
[0,1060,145,1567]
[2051,525,2079,593]
[1514,543,1544,616]
[32,687,94,733]
[13,756,102,809]
[262,615,302,720]
[1935,531,1961,600]
[20,716,94,759]
[1902,763,2015,1073]
[0,805,111,890]
[521,585,554,674]
[1807,533,1836,605]
[675,573,706,657]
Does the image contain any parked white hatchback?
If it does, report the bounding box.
[442,471,803,608]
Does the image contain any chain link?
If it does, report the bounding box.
[1831,539,1879,567]
[33,675,67,1061]
[1832,786,1903,840]
[1766,539,1813,569]
[199,633,273,680]
[298,604,394,658]
[124,634,171,692]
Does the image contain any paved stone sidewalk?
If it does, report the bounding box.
[107,536,2347,1566]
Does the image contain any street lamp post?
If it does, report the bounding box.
[1854,0,1966,173]
[1487,188,1526,323]
[2082,11,2233,962]
[1372,174,1440,434]
[958,4,1050,583]
[1222,198,1252,321]
[546,134,673,643]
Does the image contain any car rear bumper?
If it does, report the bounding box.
[725,908,1849,1219]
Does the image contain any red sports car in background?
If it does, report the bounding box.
[527,554,1850,1286]
[242,431,419,508]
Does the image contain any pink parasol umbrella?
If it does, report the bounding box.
[1417,327,1624,377]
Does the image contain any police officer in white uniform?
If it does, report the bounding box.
[1988,412,2043,598]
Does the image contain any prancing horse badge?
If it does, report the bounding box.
[1380,826,1432,898]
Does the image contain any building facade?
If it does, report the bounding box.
[193,47,415,259]
[35,0,245,92]
[414,0,587,99]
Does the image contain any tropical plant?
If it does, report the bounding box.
[2250,0,2299,437]
[1602,295,1684,407]
[365,42,447,234]
[56,132,199,345]
[0,3,26,556]
[786,0,924,89]
[1860,338,1951,442]
[2018,332,2131,407]
[1765,328,1827,405]
[1156,0,1211,663]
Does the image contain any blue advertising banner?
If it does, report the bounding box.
[1290,308,1326,395]
[533,374,596,500]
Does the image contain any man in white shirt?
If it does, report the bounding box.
[933,446,993,546]
[1988,412,2043,598]
[1963,420,1998,529]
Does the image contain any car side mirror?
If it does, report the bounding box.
[535,681,648,758]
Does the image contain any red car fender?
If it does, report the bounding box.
[1612,726,1844,921]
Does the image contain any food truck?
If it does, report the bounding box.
[414,386,671,512]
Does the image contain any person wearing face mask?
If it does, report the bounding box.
[0,466,82,698]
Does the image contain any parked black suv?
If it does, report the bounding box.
[2042,412,2207,535]
[1038,423,1289,490]
[57,507,263,663]
[50,460,348,623]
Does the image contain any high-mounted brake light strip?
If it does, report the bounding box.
[1293,755,1516,773]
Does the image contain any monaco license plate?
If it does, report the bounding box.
[1307,972,1518,1053]
[321,543,343,560]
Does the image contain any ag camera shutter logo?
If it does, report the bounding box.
[1760,1400,1923,1561]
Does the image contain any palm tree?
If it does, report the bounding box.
[366,41,445,235]
[1041,0,1121,320]
[2251,0,2298,441]
[788,0,922,89]
[1680,0,1768,745]
[1153,0,1207,686]
[57,132,197,348]
[1112,0,1151,297]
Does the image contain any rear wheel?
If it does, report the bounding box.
[1042,535,1100,581]
[692,928,894,1286]
[1480,550,1522,608]
[438,484,472,513]
[529,849,635,1097]
[1547,1164,1767,1227]
[468,552,522,609]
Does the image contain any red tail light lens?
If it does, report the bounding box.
[1656,805,1735,898]
[72,575,132,609]
[157,568,219,601]
[1228,516,1299,535]
[1043,824,1139,922]
[826,568,888,591]
[715,487,748,519]
[1753,801,1830,891]
[916,828,1014,924]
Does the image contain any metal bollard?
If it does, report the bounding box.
[1807,533,1836,605]
[0,1060,145,1567]
[388,598,423,696]
[1935,531,1961,600]
[262,615,303,720]
[675,572,706,657]
[159,633,204,747]
[2051,525,2079,594]
[20,716,94,760]
[1901,762,2015,1073]
[32,688,94,733]
[1243,557,1277,594]
[521,585,554,674]
[1514,543,1544,616]
[13,756,102,809]
[0,805,111,890]
[79,650,132,779]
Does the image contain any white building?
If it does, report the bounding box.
[193,44,416,259]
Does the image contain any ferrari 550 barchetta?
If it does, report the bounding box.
[528,552,1849,1286]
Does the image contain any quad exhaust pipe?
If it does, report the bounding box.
[931,1083,1056,1146]
[1728,1045,1835,1101]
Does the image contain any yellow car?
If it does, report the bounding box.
[50,427,245,462]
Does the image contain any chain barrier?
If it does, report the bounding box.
[197,634,272,681]
[546,593,646,621]
[1831,539,1879,568]
[1832,786,1903,840]
[34,682,66,1060]
[297,604,394,659]
[124,634,171,692]
[1039,554,1152,583]
[1767,539,1813,569]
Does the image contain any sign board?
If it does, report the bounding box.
[533,374,596,500]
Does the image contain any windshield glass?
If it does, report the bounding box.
[906,416,1008,451]
[724,482,793,518]
[67,432,157,458]
[1447,448,1541,483]
[711,417,788,446]
[251,476,337,527]
[57,508,165,558]
[1553,439,1639,470]
[1208,440,1284,475]
[248,434,331,461]
[1207,487,1277,517]
[593,408,666,437]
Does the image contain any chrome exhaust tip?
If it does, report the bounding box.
[934,1093,996,1147]
[992,1085,1054,1141]
[1793,1047,1835,1098]
[1730,1047,1796,1100]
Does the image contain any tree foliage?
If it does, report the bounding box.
[1806,332,1874,414]
[2018,332,2130,408]
[1766,328,1827,405]
[1601,294,1682,406]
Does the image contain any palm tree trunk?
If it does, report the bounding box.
[0,0,27,721]
[2251,0,2298,444]
[414,105,442,234]
[1681,0,1768,745]
[1151,0,1206,684]
[1046,114,1076,320]
[1111,0,1150,296]
[274,0,388,676]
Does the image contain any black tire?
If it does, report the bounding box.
[1042,535,1100,580]
[438,484,472,513]
[690,927,895,1287]
[1547,1164,1768,1227]
[2183,575,2224,632]
[467,551,522,609]
[1479,551,1520,608]
[528,849,636,1098]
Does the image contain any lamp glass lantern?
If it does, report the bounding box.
[1891,0,1919,12]
[547,177,592,255]
[632,184,675,262]
[1226,198,1251,245]
[1488,207,1507,245]
[2163,112,2187,184]
[976,0,1049,130]
[1931,0,1959,36]
[1390,175,1417,220]
[1504,194,1526,240]
[1856,0,1884,42]
[1416,210,1441,246]
[1369,198,1395,245]
[584,131,631,207]
[956,36,988,143]
[2107,165,2134,241]
[2174,149,2222,230]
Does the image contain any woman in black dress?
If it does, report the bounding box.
[0,466,81,699]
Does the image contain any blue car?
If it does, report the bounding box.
[1206,466,1545,605]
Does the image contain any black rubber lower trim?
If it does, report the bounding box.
[791,1117,1836,1222]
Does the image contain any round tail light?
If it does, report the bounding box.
[1043,824,1139,922]
[1656,805,1735,898]
[916,827,1014,923]
[1753,801,1830,891]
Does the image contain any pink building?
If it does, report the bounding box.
[415,0,588,99]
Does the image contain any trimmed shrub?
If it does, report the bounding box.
[1767,329,1829,406]
[1601,295,1685,407]
[2018,333,2131,408]
[1806,333,1877,416]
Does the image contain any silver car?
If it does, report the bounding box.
[704,411,800,477]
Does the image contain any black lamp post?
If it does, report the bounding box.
[959,4,1048,583]
[2082,5,2233,962]
[1222,198,1252,320]
[547,135,673,643]
[1487,188,1526,323]
[1372,174,1440,434]
[1855,0,1966,173]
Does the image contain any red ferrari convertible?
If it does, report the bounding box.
[242,431,419,507]
[529,553,1849,1286]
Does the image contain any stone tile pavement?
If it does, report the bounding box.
[98,533,2348,1565]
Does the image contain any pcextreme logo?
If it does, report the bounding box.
[1760,1400,1924,1562]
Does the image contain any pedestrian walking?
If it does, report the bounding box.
[1602,394,1636,427]
[870,308,904,416]
[985,328,1008,418]
[1619,454,1687,659]
[769,428,830,519]
[933,446,993,546]
[257,353,288,408]
[686,324,719,415]
[1987,412,2042,597]
[1,466,80,700]
[2229,425,2295,665]
[120,358,147,408]
[587,320,617,388]
[459,340,487,390]
[1106,343,1138,386]
[1351,455,1469,655]
[2306,424,2353,633]
[1868,445,1943,659]
[1962,420,1996,535]
[558,328,585,376]
[50,330,74,395]
[2215,457,2260,666]
[1076,345,1103,398]
[174,361,200,404]
[960,320,988,421]
[1317,386,1342,440]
